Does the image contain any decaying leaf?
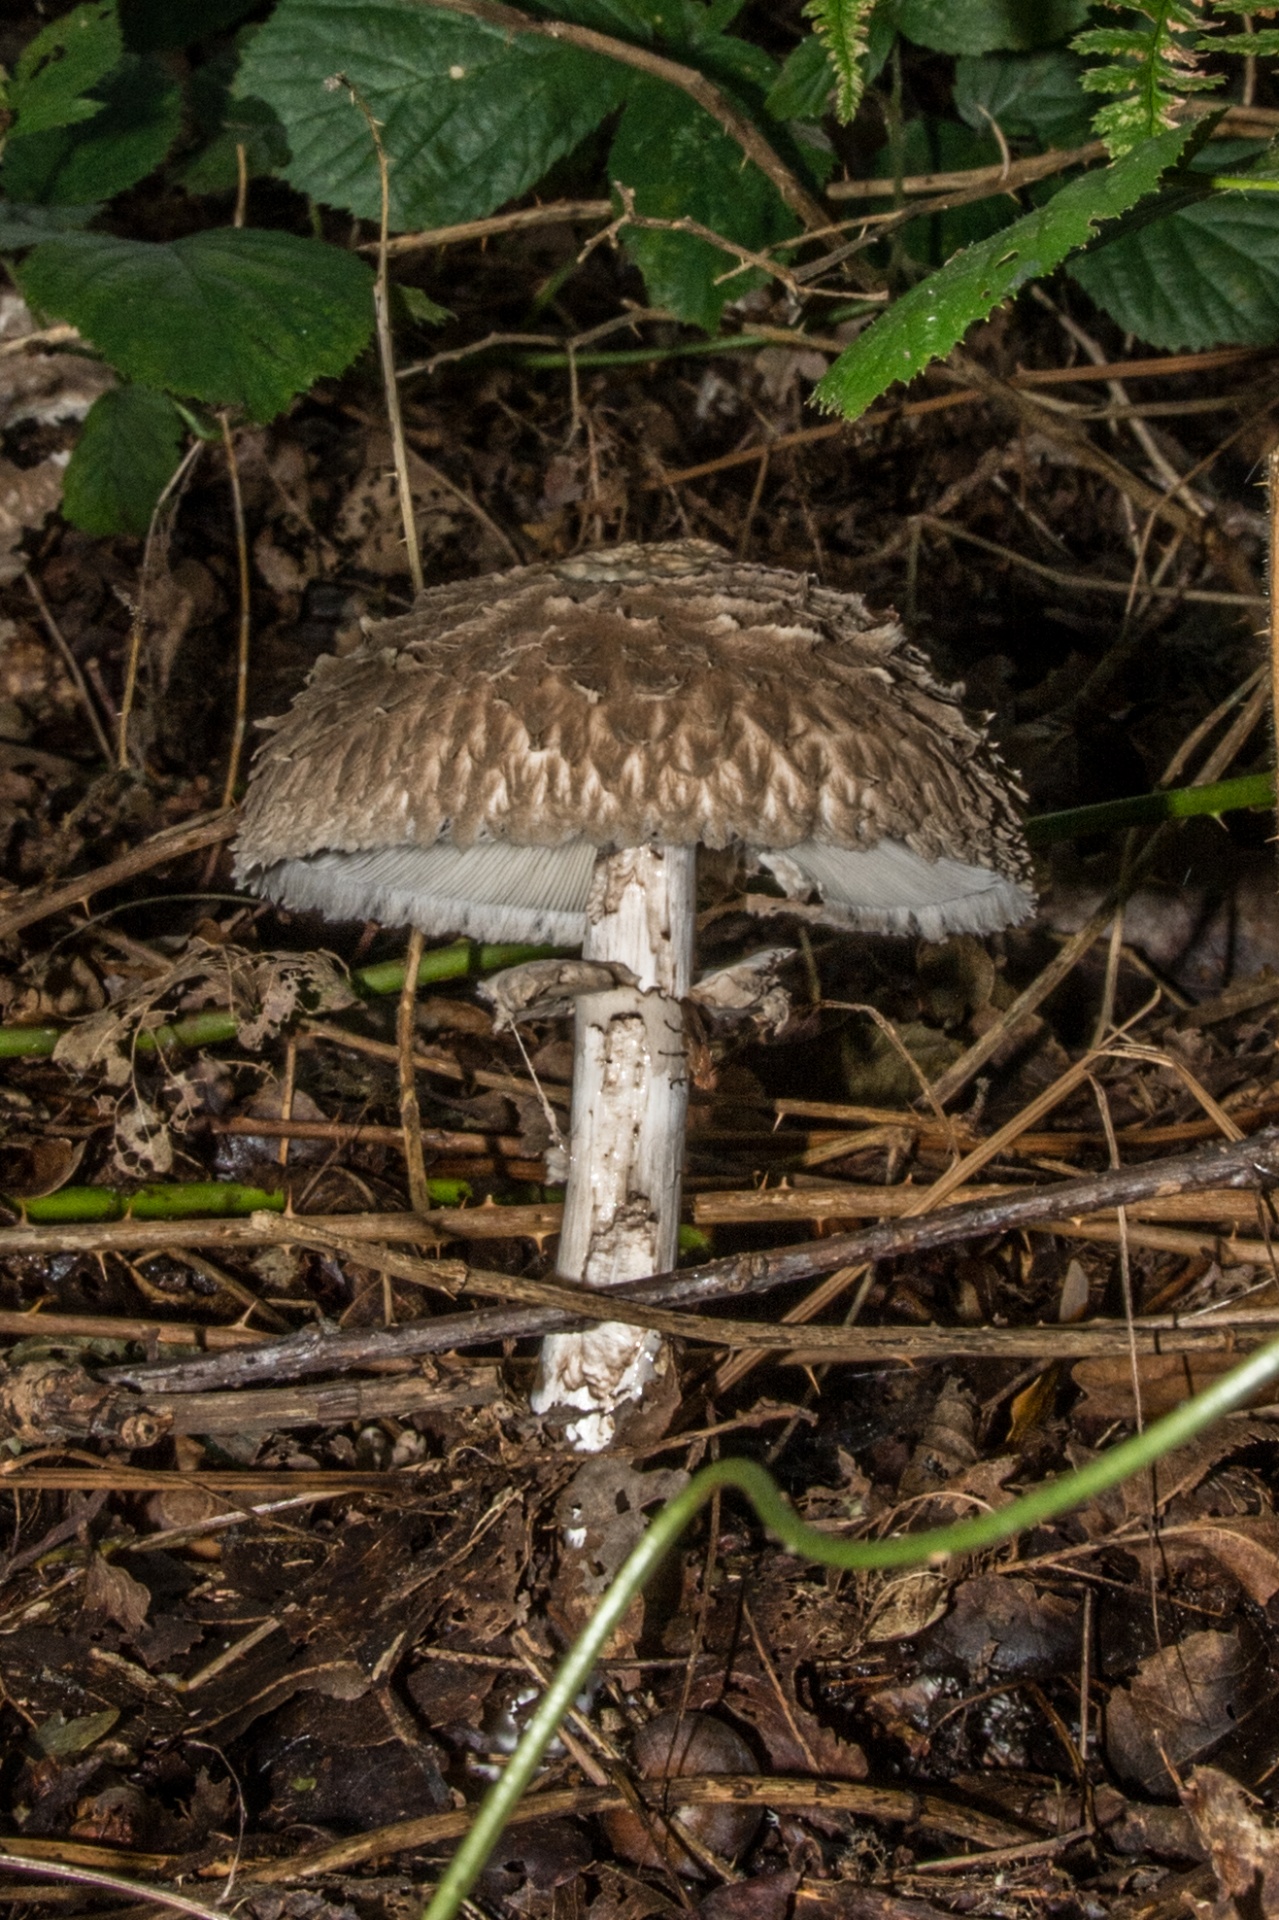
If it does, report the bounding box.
[84,1553,151,1634]
[1181,1764,1279,1918]
[1106,1630,1251,1796]
[551,1457,688,1649]
[1072,1353,1268,1425]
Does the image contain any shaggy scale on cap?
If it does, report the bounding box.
[234,541,1034,944]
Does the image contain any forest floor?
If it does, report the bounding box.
[4,90,1279,1920]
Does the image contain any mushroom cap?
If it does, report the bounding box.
[234,541,1034,944]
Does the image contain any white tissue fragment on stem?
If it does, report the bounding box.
[532,842,695,1451]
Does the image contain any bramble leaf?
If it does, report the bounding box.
[3,54,181,205]
[608,75,798,331]
[954,50,1094,149]
[9,1,121,138]
[236,0,629,227]
[19,228,374,422]
[814,120,1193,420]
[62,383,185,535]
[1070,172,1279,347]
[765,35,834,122]
[0,203,100,249]
[895,0,1090,57]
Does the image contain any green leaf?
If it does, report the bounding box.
[804,0,874,122]
[1072,6,1220,157]
[877,119,1011,265]
[119,0,261,52]
[608,73,798,331]
[0,202,100,249]
[814,120,1193,420]
[236,0,629,227]
[62,383,185,535]
[177,95,291,198]
[35,1709,119,1757]
[3,53,181,205]
[1205,31,1279,53]
[396,284,451,326]
[1069,185,1279,348]
[954,51,1094,149]
[9,1,122,138]
[765,35,834,122]
[19,227,375,422]
[895,0,1089,56]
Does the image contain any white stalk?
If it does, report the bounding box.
[532,842,695,1451]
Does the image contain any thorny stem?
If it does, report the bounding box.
[0,940,552,1060]
[421,1332,1279,1920]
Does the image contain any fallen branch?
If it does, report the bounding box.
[103,1127,1279,1392]
[0,809,237,946]
[245,1774,1030,1881]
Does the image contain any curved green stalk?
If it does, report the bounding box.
[422,1331,1279,1920]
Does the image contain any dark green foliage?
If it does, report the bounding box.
[880,119,1010,263]
[119,0,262,52]
[953,50,1094,149]
[19,229,375,423]
[765,34,835,122]
[7,2,122,138]
[815,122,1194,420]
[236,0,631,229]
[3,0,1279,530]
[3,53,181,204]
[895,0,1090,57]
[1070,185,1279,348]
[61,384,185,536]
[609,76,797,330]
[0,203,100,247]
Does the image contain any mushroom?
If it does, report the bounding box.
[234,541,1034,1449]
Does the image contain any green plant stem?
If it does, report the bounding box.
[421,1330,1279,1920]
[0,939,551,1061]
[1024,770,1274,846]
[4,1176,472,1223]
[7,1182,286,1223]
[1209,175,1279,190]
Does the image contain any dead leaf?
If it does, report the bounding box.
[1182,1764,1279,1918]
[1106,1630,1250,1795]
[1007,1365,1059,1443]
[863,1569,950,1643]
[700,1869,799,1920]
[1156,1515,1279,1611]
[0,1133,83,1198]
[1072,1354,1266,1424]
[924,1574,1081,1683]
[550,1458,688,1650]
[84,1554,151,1634]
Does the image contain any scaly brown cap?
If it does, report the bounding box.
[234,542,1034,944]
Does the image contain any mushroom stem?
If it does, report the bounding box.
[532,843,695,1451]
